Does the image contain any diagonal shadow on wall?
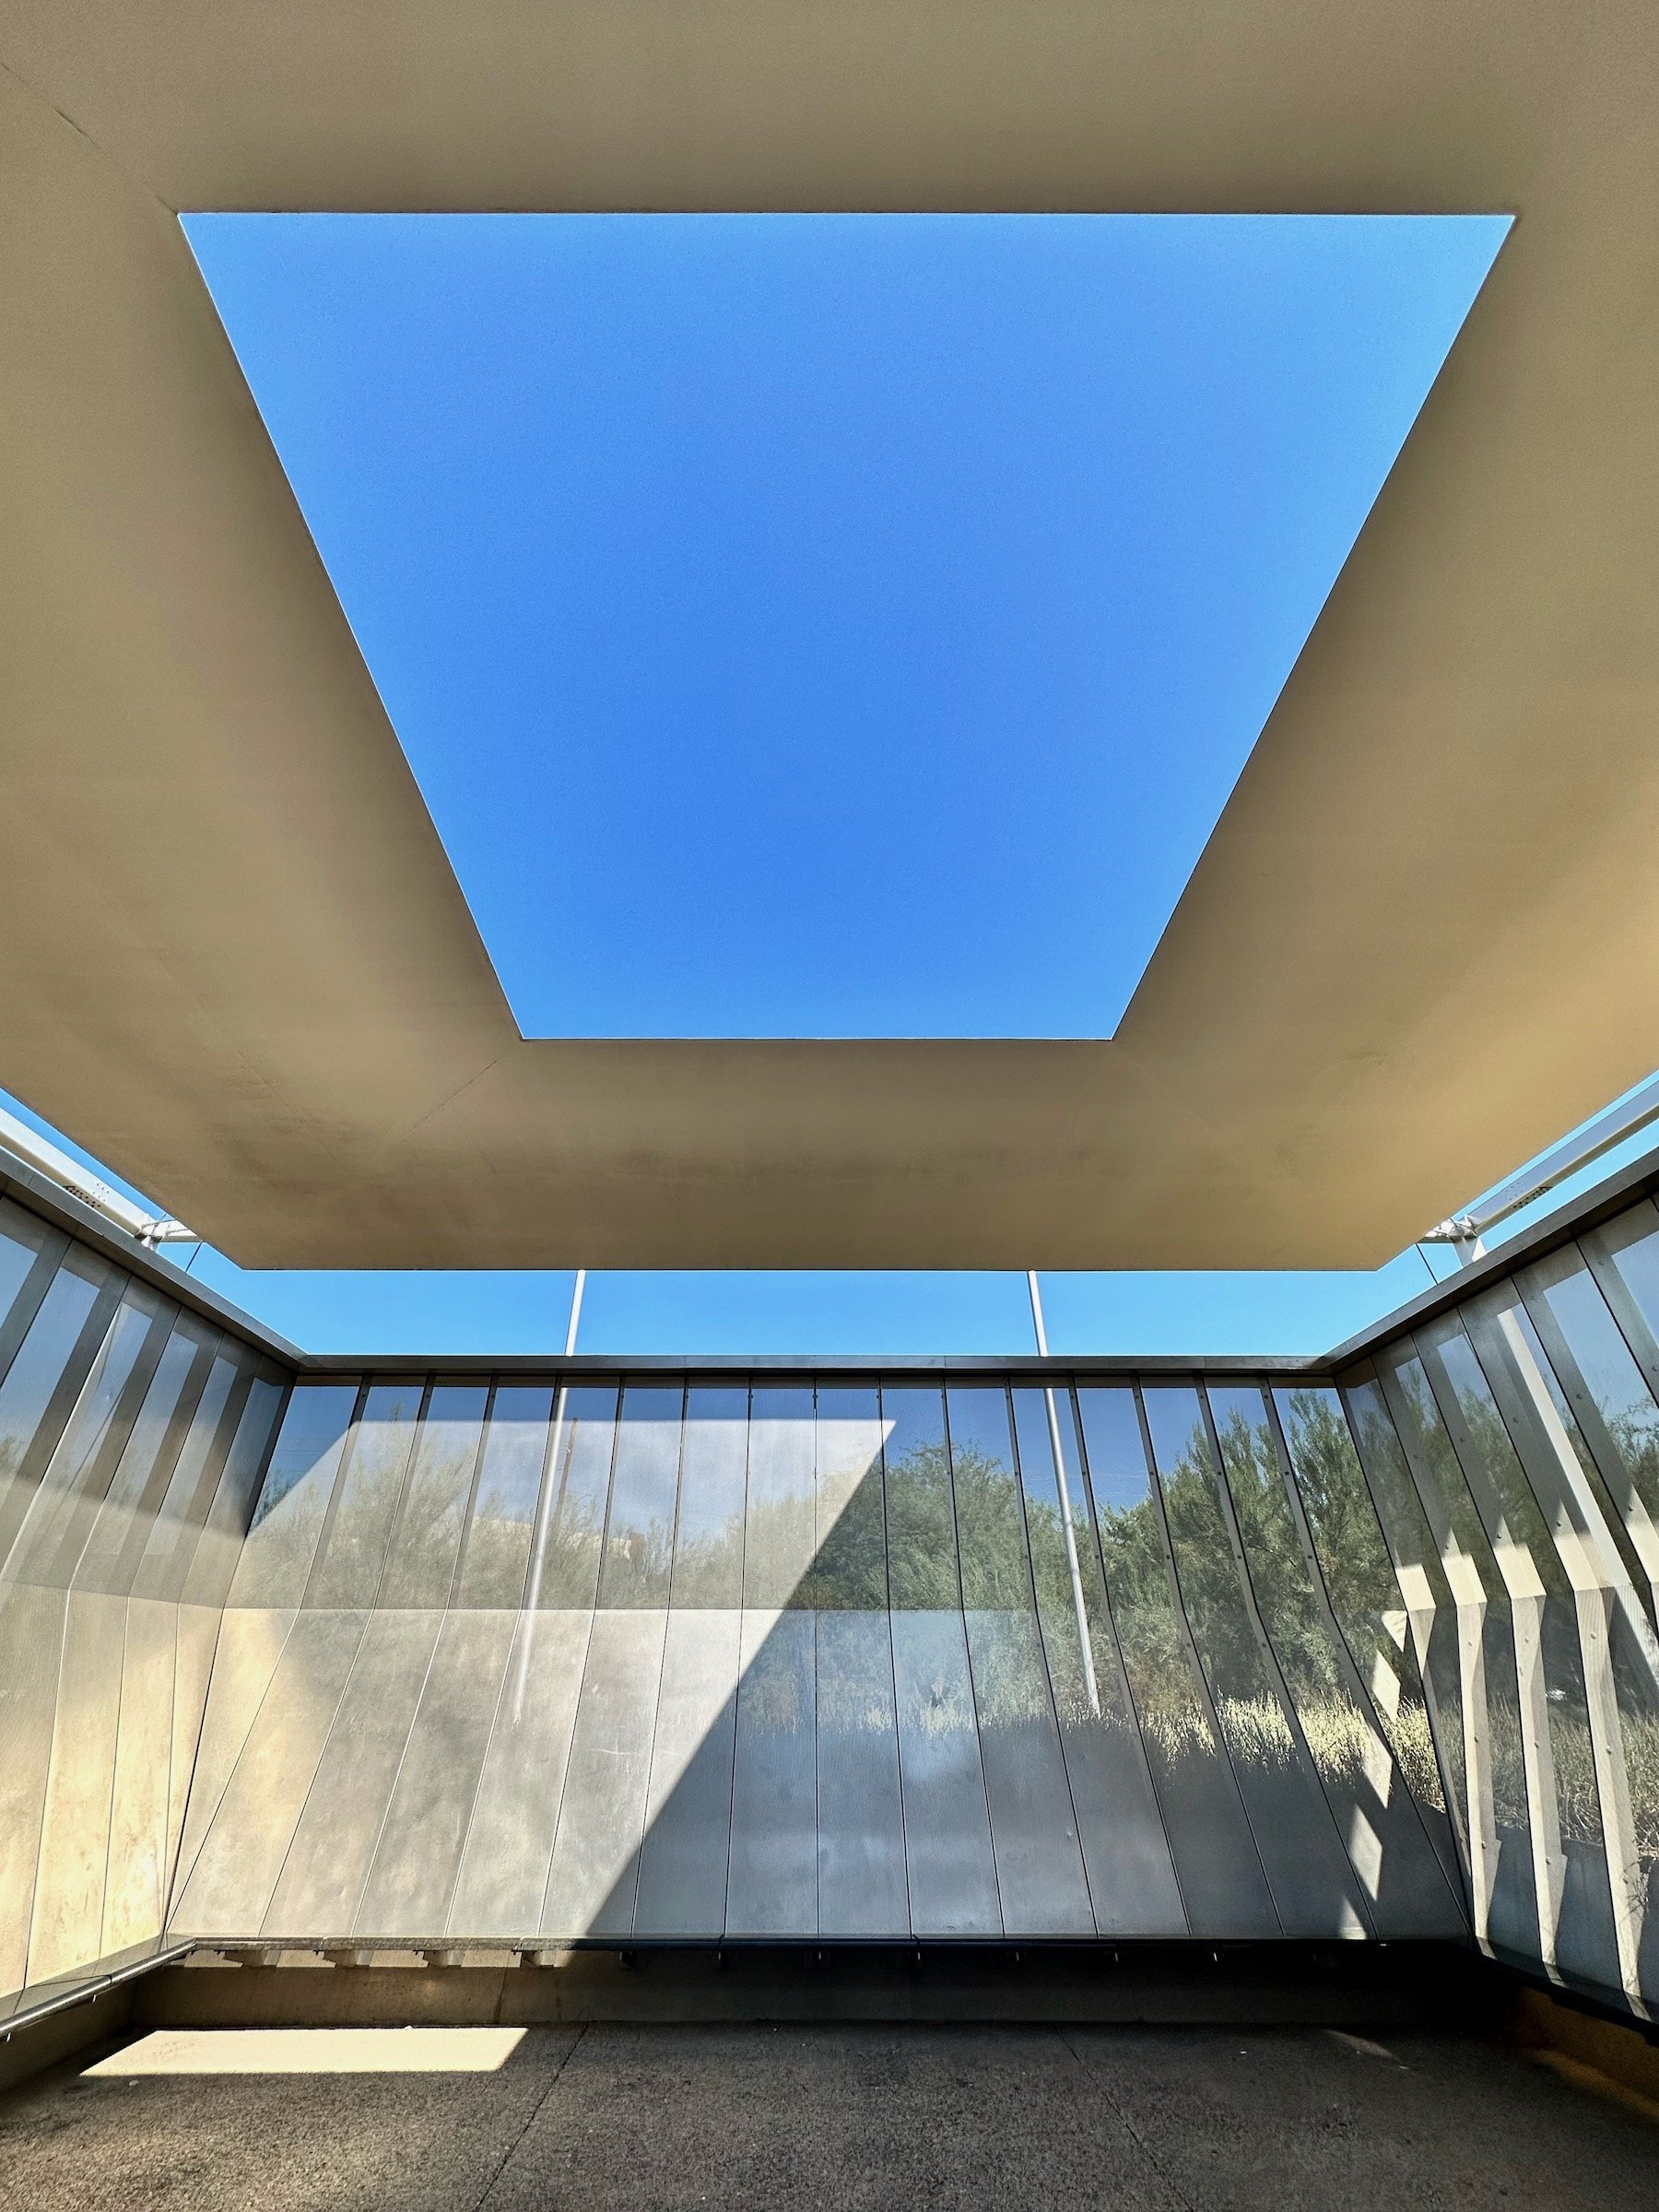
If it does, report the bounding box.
[164,1371,1466,1958]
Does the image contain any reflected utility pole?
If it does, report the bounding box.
[516,1268,587,1723]
[1027,1271,1100,1716]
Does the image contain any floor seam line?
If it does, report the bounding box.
[1056,2027,1199,2212]
[472,2021,587,2212]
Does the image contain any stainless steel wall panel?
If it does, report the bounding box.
[726,1607,818,1936]
[378,1384,487,1608]
[744,1387,817,1610]
[1076,1386,1278,1938]
[24,1175,1659,2018]
[962,1607,1093,1936]
[1207,1385,1464,1940]
[449,1606,594,1937]
[0,1250,112,1570]
[134,1352,243,1603]
[171,1606,299,1898]
[599,1384,683,1609]
[1583,1198,1659,1385]
[0,1582,68,2000]
[947,1383,1094,1934]
[1464,1282,1659,2005]
[26,1587,126,1984]
[1373,1353,1542,1965]
[530,1385,618,1609]
[1320,1376,1470,1909]
[166,1601,221,1899]
[815,1608,909,1937]
[100,1595,176,1956]
[226,1385,356,1608]
[633,1606,740,1937]
[0,1200,61,1353]
[73,1322,210,1598]
[1521,1250,1659,1613]
[947,1386,1030,1613]
[354,1608,518,1937]
[1418,1317,1622,1996]
[264,1606,446,1939]
[306,1381,422,1609]
[805,1387,888,1610]
[1144,1386,1371,1940]
[1012,1386,1185,1936]
[6,1288,172,1593]
[542,1607,668,1939]
[171,1606,371,1937]
[455,1387,553,1609]
[882,1384,960,1611]
[1528,1250,1659,1616]
[670,1385,747,1608]
[890,1608,1001,1936]
[177,1373,287,1611]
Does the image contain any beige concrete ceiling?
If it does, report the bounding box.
[1,4,1657,1270]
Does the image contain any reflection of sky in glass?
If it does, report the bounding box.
[1075,1387,1154,1515]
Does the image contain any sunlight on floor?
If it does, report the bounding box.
[82,2028,527,2076]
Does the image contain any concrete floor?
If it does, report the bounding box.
[0,2021,1653,2211]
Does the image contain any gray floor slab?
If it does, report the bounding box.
[0,2022,1653,2212]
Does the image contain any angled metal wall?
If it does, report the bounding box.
[0,1194,288,2022]
[1331,1190,1659,2020]
[167,1367,1465,1952]
[11,1162,1659,2026]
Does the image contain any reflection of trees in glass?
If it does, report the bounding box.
[1213,1395,1399,1796]
[673,1395,747,1607]
[950,1440,1030,1613]
[1393,1356,1537,1835]
[816,1622,897,1735]
[1091,1465,1215,1764]
[962,1614,1059,1731]
[382,1432,477,1605]
[458,1509,534,1606]
[885,1437,959,1610]
[599,1514,676,1604]
[1625,1716,1659,1863]
[1281,1386,1448,1815]
[801,1456,888,1610]
[739,1631,811,1732]
[900,1651,979,1741]
[536,1488,607,1602]
[1541,1267,1659,1525]
[1154,1406,1299,1776]
[1432,1341,1608,1847]
[309,1391,422,1607]
[1605,1402,1659,1533]
[533,1395,617,1607]
[1018,1455,1135,1738]
[310,1446,409,1605]
[668,1507,745,1607]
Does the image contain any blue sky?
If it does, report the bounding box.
[184,212,1508,1039]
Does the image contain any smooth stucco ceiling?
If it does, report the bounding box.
[2,4,1657,1268]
